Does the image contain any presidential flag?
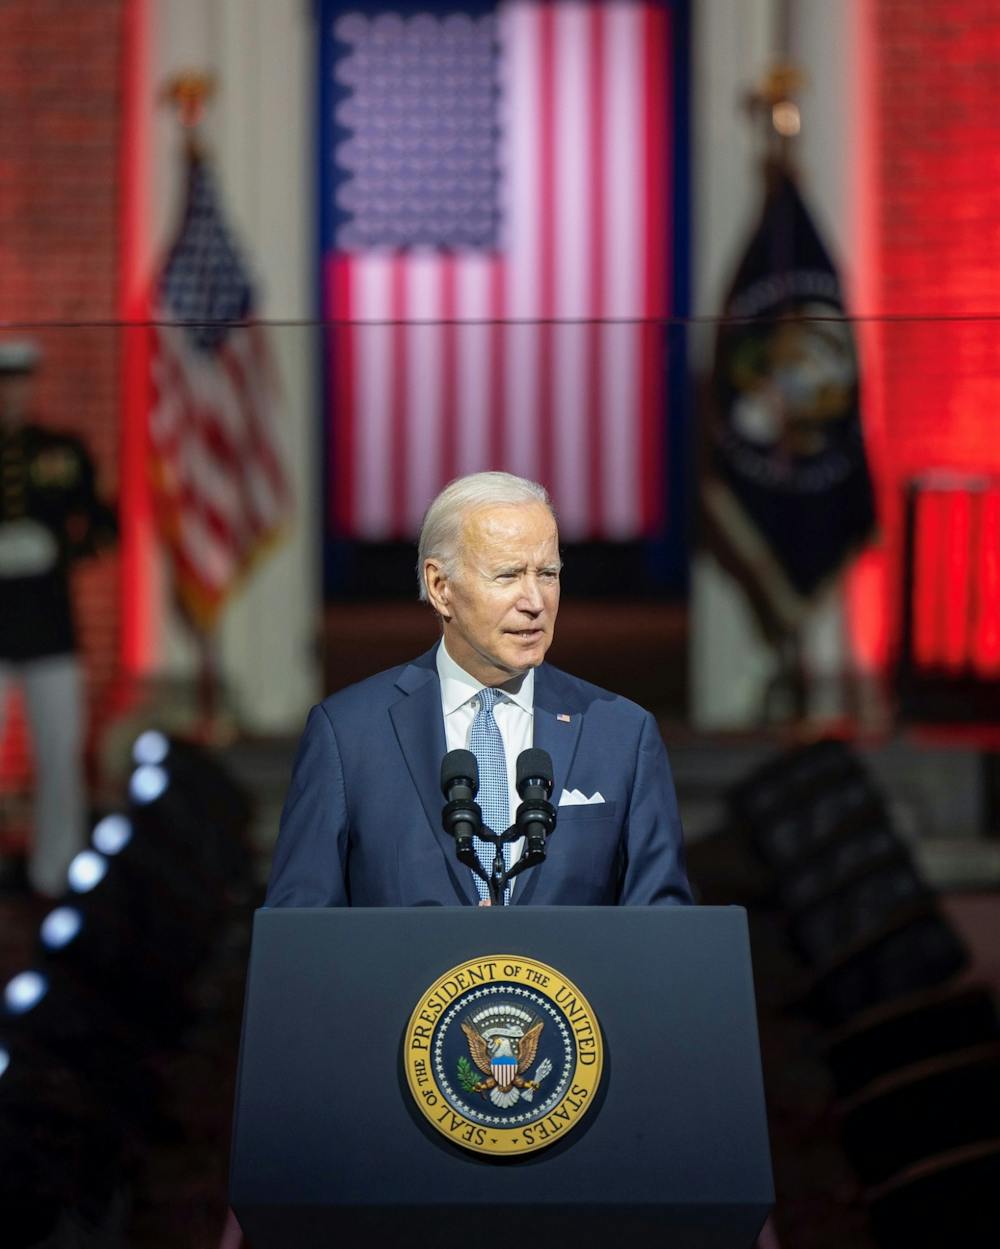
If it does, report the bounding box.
[704,165,875,636]
[149,150,290,632]
[321,1,675,541]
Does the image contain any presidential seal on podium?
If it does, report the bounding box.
[404,954,603,1156]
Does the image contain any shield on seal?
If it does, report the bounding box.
[491,1052,517,1090]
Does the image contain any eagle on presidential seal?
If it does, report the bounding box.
[460,1003,553,1109]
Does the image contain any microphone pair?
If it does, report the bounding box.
[440,747,554,810]
[440,748,557,891]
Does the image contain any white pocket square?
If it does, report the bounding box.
[558,788,605,807]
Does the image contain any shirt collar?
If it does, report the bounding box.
[436,640,534,717]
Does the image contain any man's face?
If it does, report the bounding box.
[426,501,561,686]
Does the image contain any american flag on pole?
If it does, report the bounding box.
[150,150,291,631]
[323,0,674,541]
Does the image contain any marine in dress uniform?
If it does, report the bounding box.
[0,341,117,897]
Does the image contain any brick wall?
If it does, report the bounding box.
[871,0,1000,656]
[0,0,124,786]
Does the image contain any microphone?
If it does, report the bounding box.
[515,748,556,861]
[441,749,479,804]
[441,750,482,858]
[516,748,553,803]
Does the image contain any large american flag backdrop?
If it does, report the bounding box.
[319,0,686,546]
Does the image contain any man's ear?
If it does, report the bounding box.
[424,559,451,620]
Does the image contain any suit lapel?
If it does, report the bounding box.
[390,651,479,906]
[514,664,584,905]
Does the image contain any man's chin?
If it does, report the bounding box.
[499,639,549,672]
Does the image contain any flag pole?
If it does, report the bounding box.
[744,51,810,724]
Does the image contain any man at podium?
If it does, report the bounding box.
[266,472,691,908]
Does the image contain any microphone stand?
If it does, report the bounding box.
[442,794,492,894]
[441,751,557,906]
[474,824,524,906]
[474,794,557,906]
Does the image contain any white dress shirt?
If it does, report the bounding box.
[436,640,534,890]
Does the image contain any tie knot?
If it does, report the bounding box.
[477,686,503,713]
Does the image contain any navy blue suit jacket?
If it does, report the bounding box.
[265,646,691,907]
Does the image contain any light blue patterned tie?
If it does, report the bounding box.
[469,687,511,903]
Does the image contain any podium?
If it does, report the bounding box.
[231,906,773,1249]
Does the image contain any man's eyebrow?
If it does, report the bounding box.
[491,561,562,575]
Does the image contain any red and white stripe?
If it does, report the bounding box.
[150,317,290,626]
[327,0,672,541]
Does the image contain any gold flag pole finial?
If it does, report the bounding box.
[744,63,805,171]
[160,72,217,153]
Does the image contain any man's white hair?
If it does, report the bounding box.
[417,471,554,601]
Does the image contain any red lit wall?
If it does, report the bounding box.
[0,0,125,780]
[866,0,1000,675]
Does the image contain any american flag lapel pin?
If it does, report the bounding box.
[557,713,571,723]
